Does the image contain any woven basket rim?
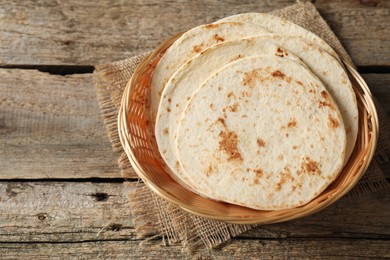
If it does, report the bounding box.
[118,35,379,224]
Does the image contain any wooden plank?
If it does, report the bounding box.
[365,74,390,116]
[0,69,389,179]
[0,182,388,243]
[0,182,137,242]
[0,69,124,179]
[0,239,389,259]
[0,0,388,66]
[316,0,390,67]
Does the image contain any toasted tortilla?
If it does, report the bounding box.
[175,56,346,210]
[156,38,304,191]
[156,36,356,190]
[215,13,339,61]
[151,13,340,125]
[150,21,270,124]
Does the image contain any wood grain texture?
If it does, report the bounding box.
[0,239,389,259]
[0,182,136,242]
[1,69,389,179]
[0,182,388,243]
[0,0,389,66]
[0,0,389,258]
[365,74,390,115]
[0,69,126,179]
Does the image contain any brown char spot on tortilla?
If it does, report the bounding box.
[276,48,283,57]
[257,138,265,147]
[218,130,243,162]
[205,163,213,176]
[167,108,171,112]
[271,70,285,79]
[287,118,297,128]
[230,54,243,62]
[241,90,250,97]
[318,91,335,110]
[192,44,203,53]
[227,102,239,112]
[242,69,259,89]
[321,90,330,100]
[275,47,288,57]
[276,167,292,191]
[253,168,263,185]
[295,80,303,86]
[175,160,180,169]
[205,23,220,29]
[271,70,292,83]
[213,33,225,42]
[302,156,321,175]
[328,114,339,129]
[217,117,226,127]
[227,91,236,99]
[167,98,171,103]
[162,128,169,135]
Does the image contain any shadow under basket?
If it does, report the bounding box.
[118,34,379,224]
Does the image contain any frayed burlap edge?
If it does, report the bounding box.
[94,54,148,178]
[93,1,390,253]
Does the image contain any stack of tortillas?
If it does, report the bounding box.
[151,13,358,210]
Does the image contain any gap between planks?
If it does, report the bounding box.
[0,0,389,66]
[1,65,390,76]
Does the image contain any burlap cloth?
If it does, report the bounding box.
[94,1,390,254]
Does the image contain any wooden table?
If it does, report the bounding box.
[0,0,389,258]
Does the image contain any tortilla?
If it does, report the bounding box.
[175,56,346,210]
[215,13,340,61]
[152,13,340,125]
[156,36,356,187]
[150,21,270,124]
[156,38,305,190]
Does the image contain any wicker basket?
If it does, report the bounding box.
[118,35,379,224]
